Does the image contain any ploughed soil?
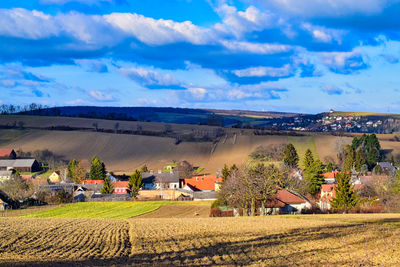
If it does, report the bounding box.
[138,204,210,218]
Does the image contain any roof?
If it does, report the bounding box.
[276,189,306,204]
[112,181,129,188]
[142,172,179,184]
[0,159,36,168]
[0,149,13,157]
[378,162,395,170]
[83,180,104,184]
[321,184,336,192]
[183,176,222,191]
[323,171,339,179]
[193,190,217,200]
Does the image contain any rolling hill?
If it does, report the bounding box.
[1,115,400,173]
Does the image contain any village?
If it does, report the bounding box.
[0,132,396,216]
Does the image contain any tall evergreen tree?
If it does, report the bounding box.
[330,172,358,212]
[343,146,354,172]
[128,170,143,198]
[283,143,299,169]
[67,159,77,179]
[303,149,314,169]
[304,160,325,195]
[101,176,114,194]
[354,149,366,172]
[221,164,230,183]
[90,156,106,180]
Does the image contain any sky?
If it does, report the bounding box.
[2,0,400,113]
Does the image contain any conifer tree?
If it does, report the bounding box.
[283,143,299,169]
[330,172,358,212]
[90,156,106,180]
[343,146,354,172]
[326,162,334,172]
[303,149,314,169]
[101,176,114,194]
[304,160,325,195]
[128,170,143,198]
[354,149,366,172]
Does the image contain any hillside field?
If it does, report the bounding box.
[1,115,400,173]
[1,213,400,266]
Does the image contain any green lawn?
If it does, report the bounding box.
[288,136,318,168]
[22,201,212,219]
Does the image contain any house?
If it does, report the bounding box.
[0,149,16,159]
[377,162,396,173]
[319,184,336,210]
[0,159,40,173]
[322,171,339,184]
[73,186,87,202]
[182,176,222,191]
[89,194,129,202]
[112,181,129,194]
[265,189,311,215]
[49,171,61,183]
[142,172,180,190]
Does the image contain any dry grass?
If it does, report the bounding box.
[1,214,400,266]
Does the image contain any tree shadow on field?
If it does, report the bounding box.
[3,220,399,267]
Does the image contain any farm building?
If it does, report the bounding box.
[319,184,336,210]
[182,176,222,191]
[0,159,40,173]
[0,149,16,159]
[142,172,180,190]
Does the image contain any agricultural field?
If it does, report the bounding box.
[23,201,211,219]
[1,115,400,173]
[25,201,211,219]
[1,213,400,266]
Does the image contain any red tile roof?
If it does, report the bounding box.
[83,180,104,184]
[183,176,222,191]
[323,171,339,179]
[112,181,129,188]
[265,189,307,208]
[0,149,13,158]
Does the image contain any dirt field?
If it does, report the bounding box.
[1,214,400,266]
[138,204,210,218]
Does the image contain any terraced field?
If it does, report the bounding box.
[1,214,400,266]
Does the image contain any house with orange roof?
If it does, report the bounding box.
[113,181,129,194]
[182,176,222,191]
[322,171,339,184]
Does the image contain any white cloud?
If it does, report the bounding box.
[232,64,292,77]
[104,13,214,45]
[89,90,116,101]
[318,50,367,73]
[119,67,183,87]
[187,87,207,100]
[214,5,277,37]
[221,40,291,54]
[0,8,59,39]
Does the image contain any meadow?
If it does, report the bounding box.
[1,213,400,266]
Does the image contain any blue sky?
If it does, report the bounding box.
[2,0,400,113]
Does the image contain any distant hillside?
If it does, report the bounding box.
[20,106,300,128]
